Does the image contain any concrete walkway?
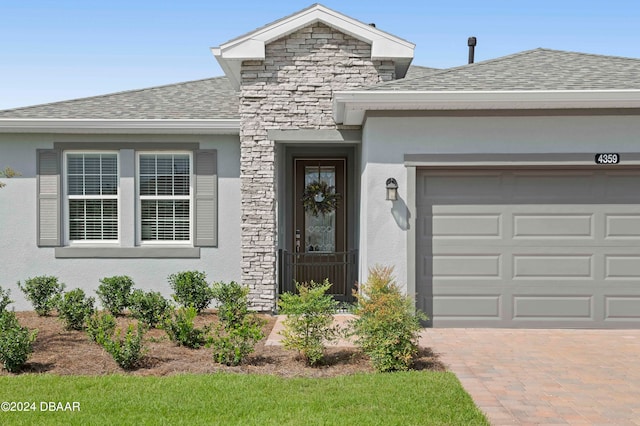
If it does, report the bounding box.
[420,329,640,426]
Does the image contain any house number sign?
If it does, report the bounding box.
[595,153,620,164]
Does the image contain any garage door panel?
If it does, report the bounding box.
[513,255,592,279]
[512,296,593,319]
[512,173,597,201]
[417,168,640,328]
[604,297,640,320]
[432,255,501,277]
[513,214,593,238]
[605,256,640,279]
[433,295,501,318]
[605,215,640,238]
[432,214,501,237]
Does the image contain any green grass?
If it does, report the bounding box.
[0,372,488,425]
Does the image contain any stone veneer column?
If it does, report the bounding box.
[239,23,396,311]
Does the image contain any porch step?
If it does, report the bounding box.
[265,314,357,347]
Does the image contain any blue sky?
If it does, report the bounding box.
[1,0,639,110]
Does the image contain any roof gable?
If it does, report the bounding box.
[212,3,415,89]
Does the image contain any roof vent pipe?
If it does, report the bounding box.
[468,36,477,64]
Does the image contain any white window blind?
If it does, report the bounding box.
[66,153,118,241]
[139,153,191,242]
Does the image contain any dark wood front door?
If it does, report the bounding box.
[288,158,353,299]
[294,158,346,254]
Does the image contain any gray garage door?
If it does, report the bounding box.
[417,168,640,328]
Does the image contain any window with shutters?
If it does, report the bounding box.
[40,147,215,254]
[65,152,119,242]
[137,152,192,243]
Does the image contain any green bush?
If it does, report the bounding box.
[211,316,265,366]
[17,276,65,316]
[0,285,12,313]
[96,276,134,316]
[57,289,95,331]
[162,306,210,349]
[128,289,172,328]
[0,310,38,373]
[102,323,147,370]
[211,281,251,328]
[86,311,117,344]
[278,280,340,366]
[168,271,214,313]
[210,281,265,366]
[350,265,426,372]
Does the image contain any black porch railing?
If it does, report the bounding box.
[278,249,358,301]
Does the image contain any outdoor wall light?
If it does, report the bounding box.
[386,178,398,201]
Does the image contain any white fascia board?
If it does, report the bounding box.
[213,4,415,89]
[0,119,240,135]
[333,90,640,125]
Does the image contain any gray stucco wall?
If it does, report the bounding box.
[0,133,241,311]
[238,22,395,310]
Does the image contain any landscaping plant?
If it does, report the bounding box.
[17,275,65,316]
[278,279,340,366]
[102,323,147,369]
[57,288,95,330]
[0,310,37,373]
[162,306,211,348]
[96,275,134,316]
[128,289,172,328]
[210,281,265,366]
[168,271,214,312]
[86,311,117,344]
[350,265,426,372]
[0,285,12,313]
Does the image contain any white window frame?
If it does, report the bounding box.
[63,151,121,245]
[136,151,193,245]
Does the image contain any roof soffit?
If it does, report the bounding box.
[212,4,415,89]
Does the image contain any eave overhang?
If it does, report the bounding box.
[212,4,415,90]
[0,119,240,134]
[333,90,640,125]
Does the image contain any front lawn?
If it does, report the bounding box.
[0,372,488,425]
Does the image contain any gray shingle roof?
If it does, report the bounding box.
[367,48,640,91]
[1,49,639,120]
[0,76,239,119]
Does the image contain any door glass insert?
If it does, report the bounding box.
[304,166,335,253]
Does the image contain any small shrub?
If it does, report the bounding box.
[86,311,117,344]
[102,323,147,370]
[57,289,95,330]
[17,276,65,316]
[0,310,38,373]
[210,281,265,366]
[162,306,210,349]
[350,265,426,372]
[168,271,214,313]
[128,289,172,328]
[96,276,134,316]
[0,285,12,313]
[211,281,250,328]
[211,316,265,366]
[278,280,340,366]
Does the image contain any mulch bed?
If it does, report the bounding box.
[2,311,445,377]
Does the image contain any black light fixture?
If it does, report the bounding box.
[386,178,398,201]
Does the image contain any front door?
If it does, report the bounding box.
[285,158,353,299]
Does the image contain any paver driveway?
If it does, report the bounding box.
[420,329,640,426]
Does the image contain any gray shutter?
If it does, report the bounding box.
[194,150,217,247]
[37,149,61,247]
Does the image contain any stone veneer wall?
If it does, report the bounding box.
[239,23,396,310]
